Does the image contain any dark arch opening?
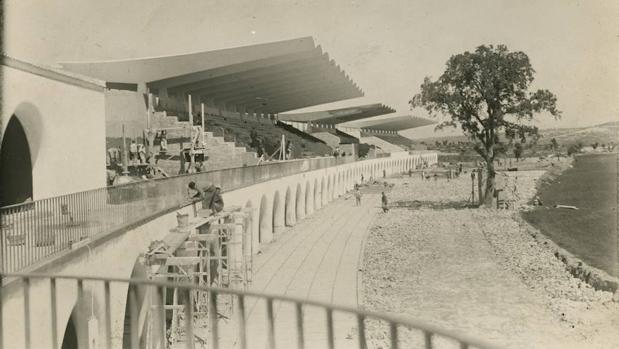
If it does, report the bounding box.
[0,116,33,206]
[61,312,78,349]
[259,195,269,242]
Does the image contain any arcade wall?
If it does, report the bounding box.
[0,58,107,200]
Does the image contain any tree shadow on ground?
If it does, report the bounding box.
[392,200,474,210]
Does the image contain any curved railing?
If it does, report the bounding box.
[0,155,364,274]
[0,272,499,349]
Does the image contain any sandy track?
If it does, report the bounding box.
[361,173,619,349]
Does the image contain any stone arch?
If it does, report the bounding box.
[305,181,313,216]
[245,200,256,255]
[273,190,284,234]
[295,183,305,221]
[327,175,332,202]
[314,178,321,210]
[259,195,272,243]
[0,116,34,206]
[122,259,156,349]
[336,172,341,196]
[285,186,295,227]
[320,177,326,207]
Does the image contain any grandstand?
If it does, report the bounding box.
[361,131,415,150]
[203,114,332,158]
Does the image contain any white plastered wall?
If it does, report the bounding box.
[0,64,107,199]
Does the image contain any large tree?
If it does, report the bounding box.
[410,45,560,206]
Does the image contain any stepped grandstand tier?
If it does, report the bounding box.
[60,37,366,177]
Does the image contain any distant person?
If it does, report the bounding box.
[408,168,413,177]
[160,131,168,153]
[354,187,362,206]
[250,128,259,147]
[187,181,203,201]
[381,192,389,213]
[286,140,293,160]
[361,174,364,183]
[129,140,138,163]
[383,169,386,178]
[207,186,224,214]
[138,143,146,163]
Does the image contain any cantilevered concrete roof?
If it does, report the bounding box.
[342,115,435,131]
[60,37,363,114]
[278,103,395,124]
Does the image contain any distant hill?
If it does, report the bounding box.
[404,121,618,147]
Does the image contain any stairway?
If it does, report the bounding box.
[152,112,259,174]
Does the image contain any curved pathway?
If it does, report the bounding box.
[217,190,381,349]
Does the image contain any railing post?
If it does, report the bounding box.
[23,277,31,349]
[295,302,304,349]
[266,298,276,349]
[50,278,58,349]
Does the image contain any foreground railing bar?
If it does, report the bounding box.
[0,274,3,348]
[237,295,247,349]
[389,321,398,349]
[424,331,433,349]
[104,281,112,349]
[209,290,219,349]
[295,302,304,349]
[23,277,31,349]
[157,286,166,349]
[129,285,139,349]
[326,308,334,349]
[184,289,195,349]
[0,272,498,349]
[266,298,276,349]
[357,314,367,349]
[50,278,58,349]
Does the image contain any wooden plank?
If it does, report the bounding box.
[210,224,235,231]
[187,234,218,242]
[165,257,201,266]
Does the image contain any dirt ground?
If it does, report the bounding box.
[360,171,619,349]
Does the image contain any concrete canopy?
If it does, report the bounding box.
[341,115,435,131]
[60,37,363,114]
[279,103,396,124]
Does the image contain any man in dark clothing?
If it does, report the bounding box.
[381,192,389,213]
[187,181,203,200]
[208,187,224,214]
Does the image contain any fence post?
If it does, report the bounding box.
[477,167,484,206]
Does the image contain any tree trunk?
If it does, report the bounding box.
[482,160,496,207]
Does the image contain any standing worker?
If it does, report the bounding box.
[129,140,138,164]
[381,192,389,213]
[354,187,362,206]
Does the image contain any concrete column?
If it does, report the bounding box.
[229,212,245,289]
[296,187,306,221]
[285,191,296,227]
[273,192,285,234]
[305,184,314,216]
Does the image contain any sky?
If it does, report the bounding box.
[4,0,618,138]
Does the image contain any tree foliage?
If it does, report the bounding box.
[410,45,560,204]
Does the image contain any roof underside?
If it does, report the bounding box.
[60,37,363,114]
[342,115,436,131]
[278,103,395,124]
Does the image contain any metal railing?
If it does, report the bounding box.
[0,272,499,349]
[0,156,390,273]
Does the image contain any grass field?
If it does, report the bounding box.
[522,153,618,276]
